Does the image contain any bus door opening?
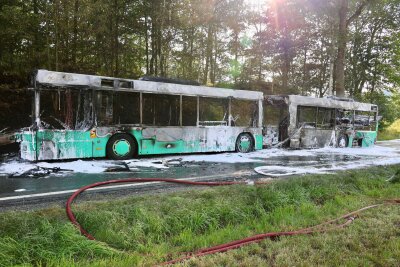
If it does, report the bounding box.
[263,97,289,147]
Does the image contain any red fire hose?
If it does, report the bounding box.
[66,178,244,240]
[65,178,400,266]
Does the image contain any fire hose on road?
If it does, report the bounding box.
[65,178,400,266]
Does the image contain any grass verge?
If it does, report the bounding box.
[378,130,400,141]
[379,119,400,140]
[1,165,400,266]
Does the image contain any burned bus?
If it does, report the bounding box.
[263,95,379,149]
[18,70,264,161]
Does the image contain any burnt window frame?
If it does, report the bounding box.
[112,91,141,125]
[198,96,230,126]
[335,108,355,127]
[38,88,83,130]
[141,92,181,127]
[354,110,378,131]
[316,107,335,130]
[230,98,259,127]
[181,95,198,126]
[297,105,317,128]
[297,106,342,130]
[66,87,263,129]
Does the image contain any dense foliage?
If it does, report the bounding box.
[0,0,399,128]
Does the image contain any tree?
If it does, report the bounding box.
[334,0,372,97]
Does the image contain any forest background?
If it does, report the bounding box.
[0,0,399,130]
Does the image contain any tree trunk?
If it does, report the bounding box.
[211,30,218,84]
[335,0,370,97]
[301,47,308,95]
[189,27,194,80]
[150,19,156,75]
[335,0,348,97]
[145,16,149,75]
[113,0,120,76]
[32,0,40,68]
[72,0,79,69]
[282,48,290,89]
[203,25,213,85]
[54,0,59,71]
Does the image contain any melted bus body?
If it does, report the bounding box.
[263,95,379,149]
[19,70,264,161]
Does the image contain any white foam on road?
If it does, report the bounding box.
[255,156,400,177]
[0,160,118,175]
[1,141,400,177]
[14,189,27,192]
[254,166,330,177]
[252,144,400,176]
[125,160,170,169]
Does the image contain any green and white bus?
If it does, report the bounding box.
[19,70,264,161]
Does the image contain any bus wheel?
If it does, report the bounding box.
[337,134,348,148]
[236,133,254,153]
[106,133,136,160]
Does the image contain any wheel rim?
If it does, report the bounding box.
[238,136,251,152]
[338,137,346,148]
[113,139,131,157]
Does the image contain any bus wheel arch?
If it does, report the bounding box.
[235,132,255,153]
[337,134,348,148]
[106,133,137,160]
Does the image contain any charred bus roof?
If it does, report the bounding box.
[265,95,378,112]
[32,69,263,101]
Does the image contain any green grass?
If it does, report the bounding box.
[1,166,400,266]
[379,119,400,140]
[378,130,400,141]
[387,119,400,133]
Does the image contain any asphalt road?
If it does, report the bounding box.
[1,140,399,211]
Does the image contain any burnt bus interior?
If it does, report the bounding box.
[263,97,289,146]
[297,106,378,131]
[39,89,95,131]
[37,87,259,131]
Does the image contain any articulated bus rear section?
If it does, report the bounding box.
[262,95,379,149]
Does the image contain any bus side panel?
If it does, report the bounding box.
[20,126,262,160]
[136,127,261,155]
[19,130,93,161]
[36,130,93,160]
[255,134,263,150]
[137,127,208,155]
[299,129,336,148]
[347,134,354,148]
[20,131,38,161]
[91,136,108,158]
[355,131,377,147]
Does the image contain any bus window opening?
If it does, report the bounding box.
[231,99,258,127]
[112,92,140,125]
[182,96,197,126]
[297,106,317,128]
[199,97,229,126]
[143,93,180,126]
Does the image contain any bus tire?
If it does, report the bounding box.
[106,133,136,160]
[236,133,254,153]
[337,134,348,148]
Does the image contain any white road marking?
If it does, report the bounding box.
[0,171,252,202]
